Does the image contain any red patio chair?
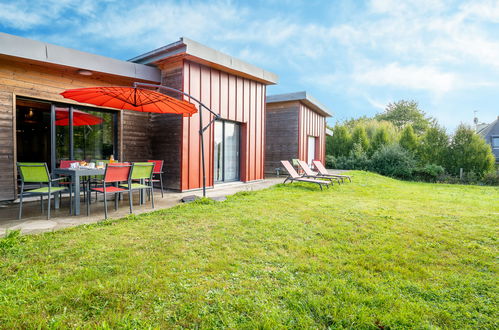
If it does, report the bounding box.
[147,160,164,197]
[87,163,133,219]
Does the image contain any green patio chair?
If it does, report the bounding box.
[17,162,68,220]
[121,162,155,209]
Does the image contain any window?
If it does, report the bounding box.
[16,97,118,170]
[492,136,499,149]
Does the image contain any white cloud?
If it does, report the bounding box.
[460,0,499,22]
[354,63,457,94]
[0,2,44,29]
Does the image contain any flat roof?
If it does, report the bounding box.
[130,37,278,85]
[0,32,161,82]
[266,91,332,117]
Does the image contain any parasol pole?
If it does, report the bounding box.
[133,82,220,198]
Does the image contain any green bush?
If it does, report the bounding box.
[446,124,496,178]
[413,164,445,182]
[370,144,416,179]
[326,143,371,170]
[481,171,499,186]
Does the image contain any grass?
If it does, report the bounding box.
[0,171,497,328]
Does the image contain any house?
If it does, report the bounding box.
[265,91,331,174]
[477,116,499,163]
[0,32,278,201]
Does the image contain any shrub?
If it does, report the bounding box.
[446,124,496,177]
[413,164,445,182]
[481,171,499,186]
[370,144,416,179]
[330,125,352,157]
[417,125,448,166]
[326,143,370,170]
[351,126,370,153]
[370,127,390,154]
[399,125,418,152]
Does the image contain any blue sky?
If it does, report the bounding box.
[1,0,498,131]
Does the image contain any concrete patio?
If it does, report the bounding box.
[0,178,283,237]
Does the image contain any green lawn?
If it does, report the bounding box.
[0,172,497,328]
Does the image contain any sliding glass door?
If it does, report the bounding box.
[16,97,117,171]
[214,120,240,183]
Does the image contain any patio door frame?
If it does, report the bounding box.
[214,119,241,183]
[16,96,118,173]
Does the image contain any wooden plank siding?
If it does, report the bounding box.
[149,65,184,190]
[298,103,326,165]
[180,60,266,191]
[0,57,155,200]
[265,100,326,174]
[264,102,299,174]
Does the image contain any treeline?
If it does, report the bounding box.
[326,100,497,184]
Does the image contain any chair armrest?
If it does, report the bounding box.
[50,177,66,182]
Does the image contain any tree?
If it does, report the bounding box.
[375,100,434,134]
[446,124,496,177]
[371,127,390,153]
[351,126,370,152]
[417,125,449,166]
[330,125,352,157]
[399,125,418,152]
[326,135,334,156]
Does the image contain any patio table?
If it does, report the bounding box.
[53,167,105,216]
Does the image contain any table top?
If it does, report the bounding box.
[53,168,106,176]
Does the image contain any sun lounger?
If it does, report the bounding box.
[296,159,341,184]
[312,160,352,182]
[280,160,331,190]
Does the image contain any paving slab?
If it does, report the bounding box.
[0,178,283,237]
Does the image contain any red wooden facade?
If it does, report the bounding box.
[297,103,326,165]
[180,60,267,190]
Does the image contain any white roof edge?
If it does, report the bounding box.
[0,32,161,82]
[129,37,279,85]
[266,91,332,117]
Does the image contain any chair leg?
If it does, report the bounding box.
[40,195,44,212]
[129,190,133,214]
[114,192,118,211]
[47,193,51,220]
[86,188,90,216]
[69,185,73,215]
[159,173,164,198]
[150,187,155,208]
[103,191,108,219]
[18,193,23,220]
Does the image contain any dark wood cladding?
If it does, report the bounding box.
[181,60,266,191]
[265,100,326,172]
[264,103,299,174]
[148,66,184,190]
[298,104,326,164]
[121,111,151,162]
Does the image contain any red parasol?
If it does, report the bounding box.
[55,108,103,126]
[60,86,197,117]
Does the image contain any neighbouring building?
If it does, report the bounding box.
[265,91,331,174]
[0,32,277,201]
[477,116,499,163]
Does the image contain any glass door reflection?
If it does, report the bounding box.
[213,120,240,183]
